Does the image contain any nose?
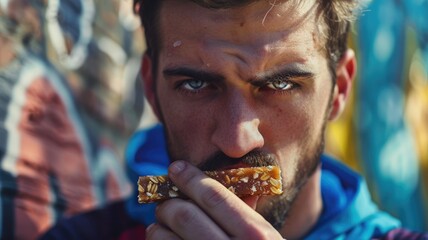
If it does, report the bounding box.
[211,90,264,158]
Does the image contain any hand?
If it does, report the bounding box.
[145,161,283,240]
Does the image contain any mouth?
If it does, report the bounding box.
[199,150,277,171]
[219,163,251,171]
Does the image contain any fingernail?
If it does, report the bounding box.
[146,223,156,233]
[169,161,186,175]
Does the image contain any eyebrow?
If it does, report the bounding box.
[162,65,315,85]
[251,67,315,86]
[163,67,225,83]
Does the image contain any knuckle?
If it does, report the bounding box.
[161,199,197,227]
[173,203,198,226]
[175,166,200,188]
[201,186,228,209]
[174,204,196,225]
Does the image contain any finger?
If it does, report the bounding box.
[168,161,274,238]
[156,198,229,240]
[145,223,181,240]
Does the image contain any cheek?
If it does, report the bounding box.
[157,90,216,160]
[261,102,314,150]
[262,96,327,176]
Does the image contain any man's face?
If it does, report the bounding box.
[150,0,333,228]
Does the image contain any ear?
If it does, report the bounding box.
[141,54,161,120]
[328,49,357,120]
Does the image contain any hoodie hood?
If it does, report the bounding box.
[305,155,401,240]
[125,124,169,225]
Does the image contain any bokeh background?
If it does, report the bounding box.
[0,0,426,238]
[325,0,428,231]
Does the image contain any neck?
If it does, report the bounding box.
[279,166,323,239]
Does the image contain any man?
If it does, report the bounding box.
[41,0,427,239]
[138,0,386,239]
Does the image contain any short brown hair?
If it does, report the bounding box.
[133,0,359,78]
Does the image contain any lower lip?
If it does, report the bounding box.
[242,196,260,209]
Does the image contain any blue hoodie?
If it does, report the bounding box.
[305,155,400,239]
[126,125,401,239]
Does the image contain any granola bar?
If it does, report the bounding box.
[138,166,282,203]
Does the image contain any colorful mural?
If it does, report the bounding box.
[1,0,427,238]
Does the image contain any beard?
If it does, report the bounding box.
[256,132,325,230]
[258,83,334,230]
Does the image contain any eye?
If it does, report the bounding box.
[181,79,208,91]
[266,79,295,91]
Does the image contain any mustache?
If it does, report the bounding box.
[198,149,277,171]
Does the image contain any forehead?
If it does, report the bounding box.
[157,0,322,71]
[159,0,318,35]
